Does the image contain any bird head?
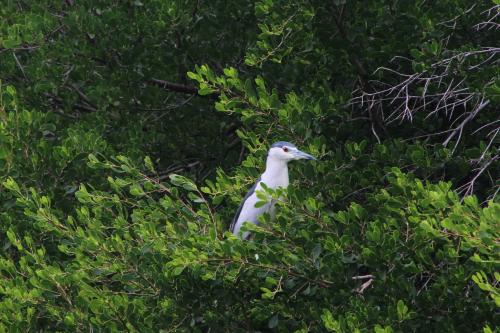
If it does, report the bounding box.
[268,141,316,162]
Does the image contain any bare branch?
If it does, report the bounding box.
[348,6,499,198]
[146,78,200,94]
[352,274,375,280]
[12,52,28,80]
[456,155,499,199]
[354,278,374,294]
[473,5,500,31]
[443,98,490,151]
[67,83,98,110]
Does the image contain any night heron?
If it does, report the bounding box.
[230,141,316,239]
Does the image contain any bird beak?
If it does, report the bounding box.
[293,149,316,160]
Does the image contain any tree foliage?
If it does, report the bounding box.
[0,0,498,332]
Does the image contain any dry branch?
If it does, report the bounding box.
[349,5,499,199]
[146,78,199,94]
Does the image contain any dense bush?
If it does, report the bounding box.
[0,0,498,332]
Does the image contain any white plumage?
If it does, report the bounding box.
[230,141,315,239]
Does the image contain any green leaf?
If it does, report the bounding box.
[397,300,408,320]
[2,38,21,49]
[3,177,20,193]
[410,48,423,59]
[223,67,238,78]
[374,325,393,333]
[172,266,185,276]
[144,156,155,172]
[5,85,16,96]
[268,314,279,329]
[312,244,322,262]
[483,325,493,333]
[187,71,203,84]
[169,174,197,191]
[321,309,340,332]
[129,184,144,196]
[188,192,204,203]
[198,87,216,95]
[254,200,268,208]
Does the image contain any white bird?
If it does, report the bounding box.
[230,141,316,239]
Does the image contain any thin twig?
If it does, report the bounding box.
[354,278,374,294]
[12,52,28,80]
[146,78,200,94]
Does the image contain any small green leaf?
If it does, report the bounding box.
[321,309,340,331]
[6,85,16,96]
[144,156,155,172]
[188,192,204,203]
[198,87,216,95]
[410,48,423,59]
[312,244,322,262]
[187,71,198,79]
[374,325,393,333]
[129,184,144,196]
[3,177,20,193]
[483,325,493,333]
[397,300,408,320]
[169,174,197,191]
[172,266,185,276]
[255,200,268,208]
[268,314,279,328]
[223,67,238,78]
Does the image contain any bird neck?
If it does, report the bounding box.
[261,156,289,188]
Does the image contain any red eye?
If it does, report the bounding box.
[283,147,289,152]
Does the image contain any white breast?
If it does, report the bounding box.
[232,183,271,239]
[233,155,288,239]
[232,160,289,239]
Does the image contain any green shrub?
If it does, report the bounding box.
[1,153,497,331]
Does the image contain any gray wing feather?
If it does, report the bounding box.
[229,176,261,232]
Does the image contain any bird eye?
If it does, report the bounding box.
[283,147,289,152]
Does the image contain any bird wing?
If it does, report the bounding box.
[229,176,261,233]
